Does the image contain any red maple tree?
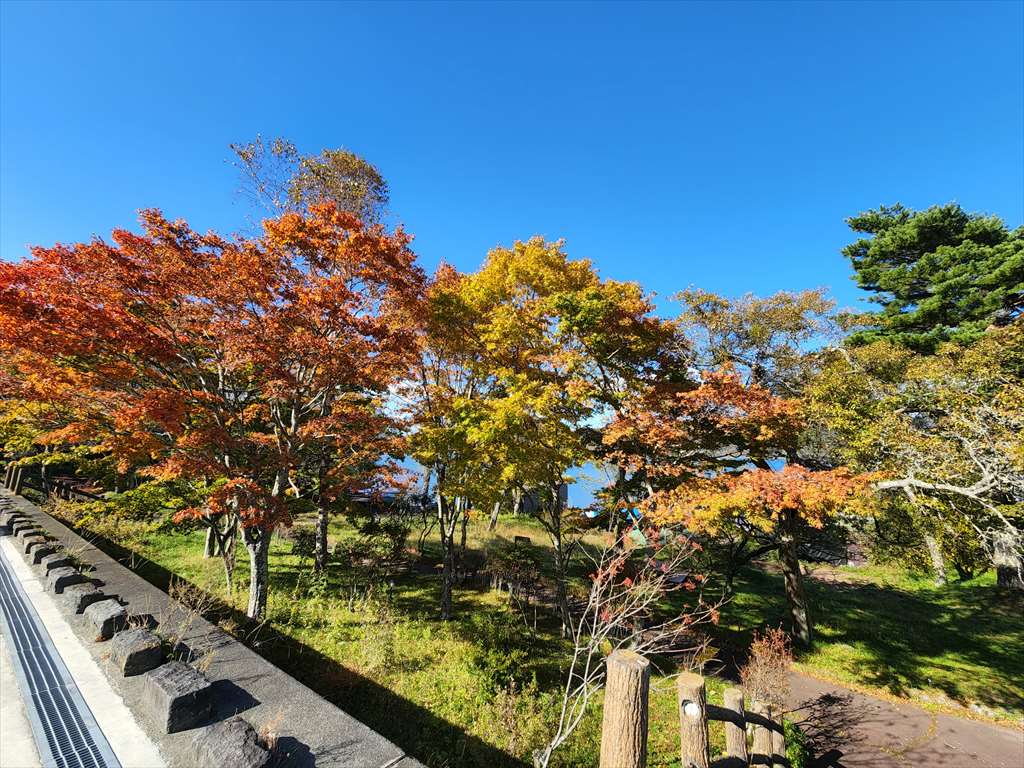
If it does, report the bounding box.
[0,203,425,619]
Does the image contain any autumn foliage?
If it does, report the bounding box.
[0,203,424,618]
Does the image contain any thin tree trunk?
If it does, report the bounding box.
[546,491,573,637]
[438,492,456,620]
[221,516,237,595]
[487,499,501,532]
[459,497,470,555]
[314,493,330,572]
[243,526,271,621]
[778,509,812,647]
[923,533,947,586]
[204,524,217,558]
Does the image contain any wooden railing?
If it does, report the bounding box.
[2,461,102,502]
[600,650,787,768]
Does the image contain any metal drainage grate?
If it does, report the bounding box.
[0,544,121,768]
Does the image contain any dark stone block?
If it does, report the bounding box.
[39,552,72,572]
[84,598,127,640]
[23,536,48,554]
[47,566,86,593]
[29,543,58,564]
[189,717,272,768]
[110,628,164,676]
[60,583,106,614]
[13,523,36,538]
[142,661,213,733]
[0,512,23,533]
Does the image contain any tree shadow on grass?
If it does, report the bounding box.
[717,567,1024,716]
[87,534,530,768]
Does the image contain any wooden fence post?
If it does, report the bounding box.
[771,707,787,768]
[3,463,12,488]
[676,672,709,768]
[12,466,24,494]
[600,650,650,768]
[723,686,749,764]
[751,700,772,766]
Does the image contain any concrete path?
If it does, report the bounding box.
[0,536,164,768]
[1,632,42,768]
[786,672,1023,768]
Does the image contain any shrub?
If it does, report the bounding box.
[290,527,317,562]
[467,609,534,691]
[739,625,793,710]
[785,719,812,768]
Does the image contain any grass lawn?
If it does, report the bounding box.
[50,500,1024,767]
[718,564,1024,724]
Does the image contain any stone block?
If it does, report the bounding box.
[29,543,58,564]
[39,552,72,572]
[47,566,86,594]
[189,717,272,768]
[110,628,164,676]
[142,661,213,733]
[23,536,48,554]
[13,523,36,538]
[84,598,127,640]
[0,512,23,532]
[60,583,106,614]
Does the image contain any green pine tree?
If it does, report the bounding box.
[843,203,1023,352]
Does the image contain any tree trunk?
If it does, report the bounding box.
[994,530,1024,590]
[778,509,812,647]
[243,526,271,621]
[723,565,735,596]
[438,493,456,620]
[314,494,330,572]
[459,498,470,555]
[546,495,573,637]
[923,533,947,586]
[204,524,216,558]
[487,499,501,532]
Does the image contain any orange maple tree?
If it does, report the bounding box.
[606,288,871,647]
[0,203,424,619]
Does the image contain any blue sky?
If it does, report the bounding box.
[4,1,1021,505]
[3,0,1021,318]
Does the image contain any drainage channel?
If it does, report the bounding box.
[0,544,121,768]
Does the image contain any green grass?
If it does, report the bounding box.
[52,503,1024,766]
[717,563,1024,723]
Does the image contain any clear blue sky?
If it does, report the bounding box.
[2,1,1022,315]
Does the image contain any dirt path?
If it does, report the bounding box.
[785,672,1023,767]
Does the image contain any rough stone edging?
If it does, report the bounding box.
[0,490,423,768]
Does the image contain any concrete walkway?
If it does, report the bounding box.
[1,632,41,768]
[0,536,164,768]
[786,672,1023,768]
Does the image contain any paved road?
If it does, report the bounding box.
[786,673,1023,768]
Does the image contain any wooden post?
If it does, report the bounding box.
[600,650,650,768]
[3,463,13,488]
[723,687,749,763]
[751,700,772,766]
[676,672,709,768]
[12,467,24,494]
[771,708,787,768]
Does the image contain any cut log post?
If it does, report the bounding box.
[771,708,787,768]
[751,700,772,766]
[13,467,24,494]
[600,650,650,768]
[3,463,13,488]
[677,672,709,768]
[723,686,749,763]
